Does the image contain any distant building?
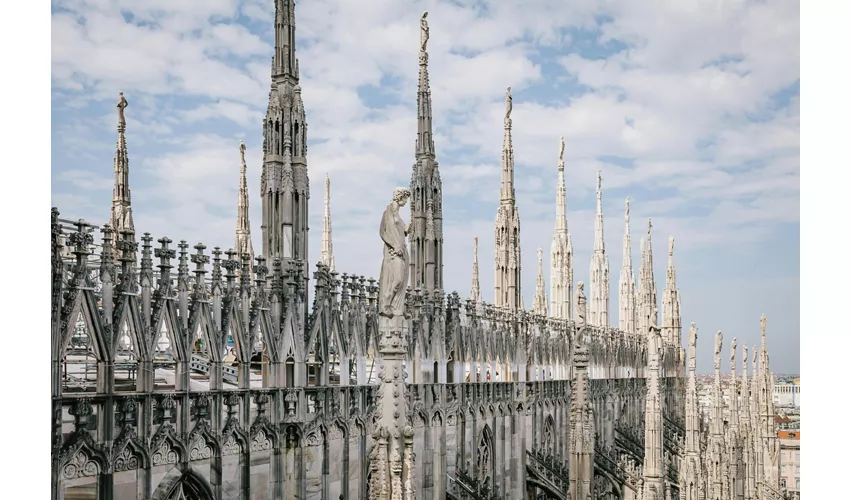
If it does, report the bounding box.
[778,430,801,498]
[773,378,800,408]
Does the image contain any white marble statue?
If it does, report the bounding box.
[379,187,412,318]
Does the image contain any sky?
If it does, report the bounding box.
[50,0,800,374]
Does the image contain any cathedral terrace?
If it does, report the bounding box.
[50,1,791,500]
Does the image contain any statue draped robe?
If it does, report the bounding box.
[378,202,409,318]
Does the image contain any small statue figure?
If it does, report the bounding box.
[760,313,767,336]
[117,92,129,127]
[731,337,738,369]
[505,87,512,121]
[378,187,412,318]
[239,140,247,163]
[420,12,429,53]
[558,136,565,166]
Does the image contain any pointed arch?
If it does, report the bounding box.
[151,467,215,500]
[477,424,494,489]
[543,415,555,454]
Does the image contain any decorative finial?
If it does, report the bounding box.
[596,170,602,195]
[625,197,630,218]
[537,247,543,265]
[668,236,674,256]
[760,313,767,336]
[648,218,653,235]
[505,87,512,121]
[473,236,478,256]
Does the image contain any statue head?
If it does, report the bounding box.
[392,187,411,207]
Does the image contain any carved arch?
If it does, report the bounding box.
[59,434,109,480]
[477,424,494,490]
[543,415,555,455]
[151,467,215,500]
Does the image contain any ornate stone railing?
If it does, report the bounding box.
[447,470,499,500]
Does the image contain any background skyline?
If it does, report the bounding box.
[51,0,800,373]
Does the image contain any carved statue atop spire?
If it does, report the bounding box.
[731,337,738,368]
[117,92,128,128]
[240,140,247,163]
[713,331,723,370]
[669,235,674,256]
[419,12,429,53]
[379,187,412,319]
[760,313,767,338]
[558,136,565,170]
[688,322,697,368]
[505,86,512,121]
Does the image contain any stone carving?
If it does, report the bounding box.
[379,187,411,318]
[117,92,128,127]
[419,12,429,53]
[713,331,723,371]
[731,337,737,369]
[151,437,179,466]
[688,323,697,369]
[222,435,241,456]
[62,449,101,479]
[189,434,213,461]
[113,446,140,472]
[251,429,272,452]
[505,86,512,121]
[558,136,565,166]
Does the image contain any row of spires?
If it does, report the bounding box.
[468,98,681,342]
[106,7,677,345]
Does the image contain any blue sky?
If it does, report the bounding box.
[50,0,800,374]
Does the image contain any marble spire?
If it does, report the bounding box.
[638,219,658,335]
[409,11,444,293]
[470,236,481,303]
[757,315,780,492]
[708,331,727,500]
[740,344,757,500]
[589,170,609,326]
[642,310,665,499]
[532,248,547,315]
[261,0,309,278]
[569,282,595,500]
[728,338,744,500]
[320,174,335,271]
[550,136,573,320]
[494,86,521,310]
[661,235,682,345]
[110,91,136,258]
[681,323,704,500]
[235,141,255,274]
[618,197,637,334]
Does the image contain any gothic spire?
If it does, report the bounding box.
[532,248,547,315]
[494,86,521,310]
[409,11,443,293]
[619,198,637,334]
[550,136,573,320]
[110,91,135,259]
[661,235,681,345]
[235,141,254,270]
[682,323,703,500]
[638,219,658,335]
[262,0,309,277]
[272,0,299,80]
[641,316,665,498]
[470,236,481,302]
[320,174,335,271]
[416,11,435,158]
[589,170,609,326]
[499,87,515,205]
